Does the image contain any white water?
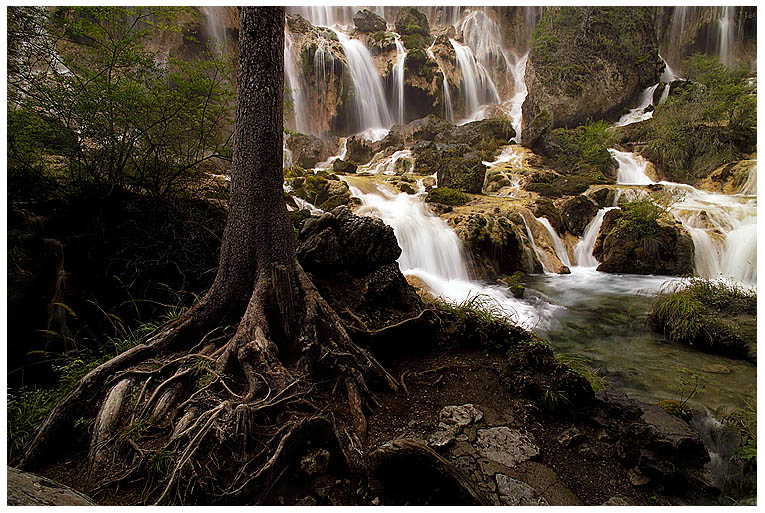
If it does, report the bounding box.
[574,208,617,267]
[426,41,454,123]
[392,33,407,125]
[614,84,660,127]
[450,38,501,122]
[284,31,309,134]
[506,53,529,142]
[537,217,571,268]
[313,138,348,171]
[359,149,413,175]
[609,148,654,185]
[201,7,227,54]
[333,29,394,132]
[519,212,554,274]
[348,184,553,329]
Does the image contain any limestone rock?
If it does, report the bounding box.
[557,427,584,448]
[475,427,539,468]
[439,404,484,430]
[496,474,549,506]
[395,7,430,37]
[7,467,96,506]
[562,195,597,236]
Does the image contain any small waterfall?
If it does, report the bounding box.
[360,149,413,175]
[450,38,501,122]
[717,6,736,67]
[392,33,407,125]
[333,29,394,132]
[507,53,529,142]
[519,212,554,273]
[284,31,309,134]
[537,217,571,267]
[288,6,354,27]
[738,163,757,196]
[574,208,617,267]
[313,138,348,170]
[347,183,551,328]
[666,182,757,286]
[614,84,660,127]
[201,7,227,54]
[609,149,655,185]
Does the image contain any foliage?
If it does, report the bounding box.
[650,278,756,355]
[643,54,756,182]
[426,187,470,206]
[615,198,664,240]
[674,366,710,409]
[8,6,235,200]
[547,120,615,176]
[554,352,608,393]
[724,397,757,464]
[655,399,693,421]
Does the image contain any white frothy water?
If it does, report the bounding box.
[333,29,394,132]
[284,30,309,134]
[348,184,552,329]
[537,217,571,267]
[574,207,617,267]
[392,33,407,125]
[359,149,413,175]
[313,138,348,171]
[426,41,454,122]
[610,148,655,185]
[450,38,501,122]
[506,53,529,142]
[614,84,660,127]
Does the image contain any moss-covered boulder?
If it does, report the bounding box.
[649,279,756,362]
[562,195,598,236]
[331,158,357,174]
[522,7,661,139]
[353,9,386,33]
[425,187,469,206]
[290,171,353,211]
[365,30,397,55]
[413,142,486,193]
[395,7,430,37]
[532,198,565,233]
[593,200,695,275]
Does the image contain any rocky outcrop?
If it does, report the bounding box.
[593,208,695,275]
[562,195,597,236]
[395,7,430,38]
[287,168,353,212]
[285,133,340,169]
[353,9,386,33]
[522,7,662,138]
[7,467,96,505]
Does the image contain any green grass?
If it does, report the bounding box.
[425,187,470,206]
[554,352,608,393]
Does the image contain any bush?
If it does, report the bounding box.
[547,120,615,176]
[642,54,756,182]
[616,198,664,240]
[649,278,756,361]
[426,187,469,206]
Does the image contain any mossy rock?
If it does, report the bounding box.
[395,7,430,37]
[425,187,469,206]
[332,159,357,174]
[353,9,386,33]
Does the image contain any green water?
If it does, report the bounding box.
[526,268,756,412]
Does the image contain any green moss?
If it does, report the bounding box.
[426,186,469,206]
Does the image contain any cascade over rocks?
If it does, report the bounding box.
[522,7,661,138]
[593,209,695,275]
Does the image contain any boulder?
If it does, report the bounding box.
[7,467,96,505]
[522,7,661,139]
[496,474,549,506]
[346,136,378,165]
[395,7,430,37]
[532,198,565,234]
[593,208,695,275]
[562,195,597,236]
[475,427,539,468]
[289,171,353,212]
[353,9,386,33]
[285,133,336,169]
[331,158,357,174]
[298,206,401,275]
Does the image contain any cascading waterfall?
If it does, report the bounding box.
[347,183,551,328]
[574,208,617,267]
[333,29,394,132]
[426,42,454,122]
[288,6,354,27]
[537,217,571,268]
[739,163,757,195]
[608,149,654,185]
[201,7,227,54]
[284,31,309,134]
[506,53,528,142]
[518,212,554,273]
[717,6,736,67]
[392,33,407,125]
[614,84,660,127]
[450,38,501,122]
[359,149,413,175]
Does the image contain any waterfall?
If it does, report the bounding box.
[717,6,736,67]
[201,7,227,54]
[519,212,554,273]
[614,84,660,127]
[426,42,454,122]
[333,29,394,132]
[284,31,309,134]
[574,208,617,267]
[738,163,757,196]
[507,53,529,142]
[359,149,413,175]
[347,183,550,328]
[665,182,757,286]
[450,38,501,122]
[288,6,354,27]
[392,34,407,125]
[537,217,571,267]
[609,149,655,185]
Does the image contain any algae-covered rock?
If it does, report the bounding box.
[562,195,597,236]
[353,9,386,33]
[332,158,357,174]
[522,7,661,138]
[290,171,353,212]
[426,187,469,206]
[593,203,695,275]
[395,7,430,37]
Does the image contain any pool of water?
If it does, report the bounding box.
[525,267,756,412]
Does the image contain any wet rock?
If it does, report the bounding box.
[7,467,96,506]
[602,495,633,506]
[562,195,597,236]
[332,158,357,174]
[557,427,584,448]
[286,132,337,169]
[593,208,695,276]
[586,185,616,208]
[395,7,430,37]
[346,136,378,165]
[353,9,386,33]
[428,429,456,448]
[496,474,549,506]
[475,427,539,468]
